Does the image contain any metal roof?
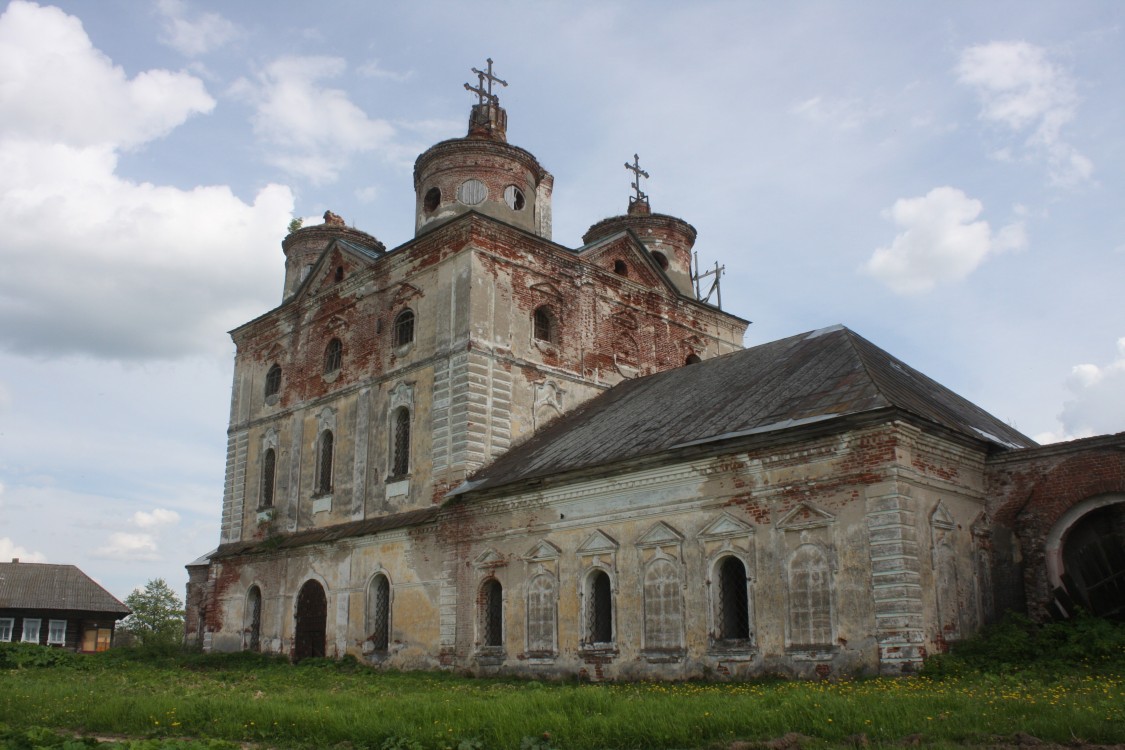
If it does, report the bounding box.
[457,325,1036,495]
[0,562,130,615]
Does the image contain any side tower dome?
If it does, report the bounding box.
[582,156,696,297]
[413,59,554,240]
[281,210,385,300]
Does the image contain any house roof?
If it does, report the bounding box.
[456,325,1036,495]
[0,562,130,615]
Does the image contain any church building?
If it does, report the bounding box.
[186,62,1125,679]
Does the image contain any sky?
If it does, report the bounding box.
[1,0,1123,604]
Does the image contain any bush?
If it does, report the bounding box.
[0,642,86,670]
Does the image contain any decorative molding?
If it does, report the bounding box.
[390,282,423,307]
[530,281,563,300]
[777,502,835,531]
[930,500,956,530]
[524,539,561,563]
[389,381,415,412]
[636,521,684,550]
[699,512,754,541]
[576,529,619,556]
[473,548,506,570]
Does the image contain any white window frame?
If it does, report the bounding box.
[22,618,41,643]
[0,618,12,642]
[48,619,67,645]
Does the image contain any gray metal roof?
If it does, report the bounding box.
[458,325,1035,495]
[0,562,130,615]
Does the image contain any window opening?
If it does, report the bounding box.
[324,338,342,373]
[368,574,391,652]
[423,187,441,212]
[586,570,613,645]
[533,307,553,343]
[391,408,410,478]
[504,185,525,210]
[47,620,66,646]
[613,259,628,276]
[334,266,344,282]
[526,574,556,656]
[245,587,261,652]
[716,556,750,641]
[0,618,13,642]
[316,430,334,495]
[652,251,669,271]
[394,309,415,347]
[457,179,487,206]
[644,558,684,652]
[264,364,282,398]
[685,353,702,365]
[260,448,276,509]
[22,618,41,643]
[481,579,503,648]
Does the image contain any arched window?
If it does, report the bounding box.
[651,251,669,271]
[613,259,628,276]
[533,306,554,343]
[264,364,282,399]
[367,574,391,653]
[714,556,750,643]
[324,338,342,374]
[585,570,613,646]
[391,408,410,478]
[259,448,276,509]
[685,353,702,365]
[393,309,415,347]
[316,430,334,495]
[480,579,503,648]
[334,266,344,282]
[423,187,441,213]
[244,586,261,652]
[526,574,557,657]
[643,558,683,653]
[788,544,833,647]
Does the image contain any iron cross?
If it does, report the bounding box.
[625,153,650,203]
[465,58,507,106]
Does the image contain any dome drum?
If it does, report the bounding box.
[583,213,697,297]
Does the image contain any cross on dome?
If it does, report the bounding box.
[625,153,650,206]
[464,58,508,106]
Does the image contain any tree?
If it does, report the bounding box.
[121,578,185,648]
[287,217,303,234]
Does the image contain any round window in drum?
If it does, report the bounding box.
[504,185,525,210]
[457,179,487,206]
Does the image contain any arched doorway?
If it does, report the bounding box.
[244,586,262,652]
[294,580,327,660]
[1057,501,1125,620]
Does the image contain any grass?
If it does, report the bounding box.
[1,616,1124,750]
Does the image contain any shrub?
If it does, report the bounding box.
[0,642,86,670]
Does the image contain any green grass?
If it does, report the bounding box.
[2,618,1125,750]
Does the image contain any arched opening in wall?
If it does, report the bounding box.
[1059,502,1125,620]
[457,179,487,206]
[366,574,390,652]
[259,448,276,509]
[651,251,669,271]
[324,338,342,374]
[316,430,334,495]
[480,578,503,648]
[504,185,525,211]
[244,586,262,652]
[685,353,702,365]
[585,570,613,646]
[334,266,344,282]
[532,306,555,343]
[423,187,441,213]
[613,259,628,276]
[391,408,410,479]
[294,580,326,661]
[264,364,282,399]
[526,573,556,657]
[643,558,684,653]
[714,556,750,644]
[393,309,415,347]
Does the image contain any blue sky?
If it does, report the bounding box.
[0,0,1122,602]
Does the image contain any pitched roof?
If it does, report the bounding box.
[457,325,1035,495]
[0,562,130,615]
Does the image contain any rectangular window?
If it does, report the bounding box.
[48,619,67,645]
[22,618,41,643]
[0,618,13,642]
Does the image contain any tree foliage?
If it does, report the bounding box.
[121,578,185,648]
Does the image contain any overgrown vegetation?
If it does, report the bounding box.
[1,616,1123,749]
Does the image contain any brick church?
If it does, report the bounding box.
[186,62,1125,679]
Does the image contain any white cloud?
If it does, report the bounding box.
[234,56,395,185]
[156,0,237,57]
[957,41,1091,186]
[0,2,293,360]
[0,537,46,563]
[792,95,883,130]
[356,59,412,82]
[1042,338,1125,442]
[131,509,182,528]
[95,532,160,561]
[864,187,1026,294]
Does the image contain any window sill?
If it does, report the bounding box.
[474,647,506,666]
[264,394,280,407]
[578,645,618,658]
[385,478,410,498]
[642,649,685,664]
[322,370,340,383]
[311,495,332,514]
[256,509,275,523]
[786,645,838,661]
